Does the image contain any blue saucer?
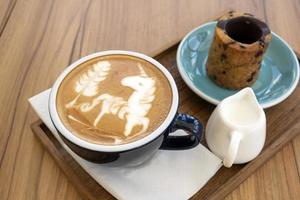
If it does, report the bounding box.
[177,22,299,108]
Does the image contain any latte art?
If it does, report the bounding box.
[56,55,172,145]
[70,64,156,136]
[66,61,111,108]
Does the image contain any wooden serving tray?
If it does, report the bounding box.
[31,11,300,199]
[31,43,300,199]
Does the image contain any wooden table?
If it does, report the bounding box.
[1,0,300,199]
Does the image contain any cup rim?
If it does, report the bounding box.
[49,50,179,152]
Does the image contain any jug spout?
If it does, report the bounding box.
[233,87,260,107]
[220,87,264,127]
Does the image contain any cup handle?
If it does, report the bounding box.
[159,113,203,150]
[223,131,242,167]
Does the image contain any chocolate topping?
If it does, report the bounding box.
[217,16,270,44]
[221,53,227,60]
[259,38,265,47]
[255,50,263,57]
[247,71,257,82]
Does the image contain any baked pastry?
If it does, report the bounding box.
[206,11,271,89]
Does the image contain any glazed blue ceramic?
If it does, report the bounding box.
[177,22,299,108]
[50,50,204,166]
[55,113,203,165]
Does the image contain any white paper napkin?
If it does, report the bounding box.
[29,89,222,200]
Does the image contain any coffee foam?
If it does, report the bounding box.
[66,61,111,108]
[56,55,172,145]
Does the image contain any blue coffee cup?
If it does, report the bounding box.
[49,51,203,165]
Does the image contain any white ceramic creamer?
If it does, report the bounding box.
[206,88,266,167]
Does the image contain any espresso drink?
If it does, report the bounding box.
[56,55,172,145]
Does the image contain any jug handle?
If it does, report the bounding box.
[223,131,241,167]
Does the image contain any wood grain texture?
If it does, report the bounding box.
[0,0,300,199]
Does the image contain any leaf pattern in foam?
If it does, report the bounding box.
[65,61,111,109]
[75,61,111,96]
